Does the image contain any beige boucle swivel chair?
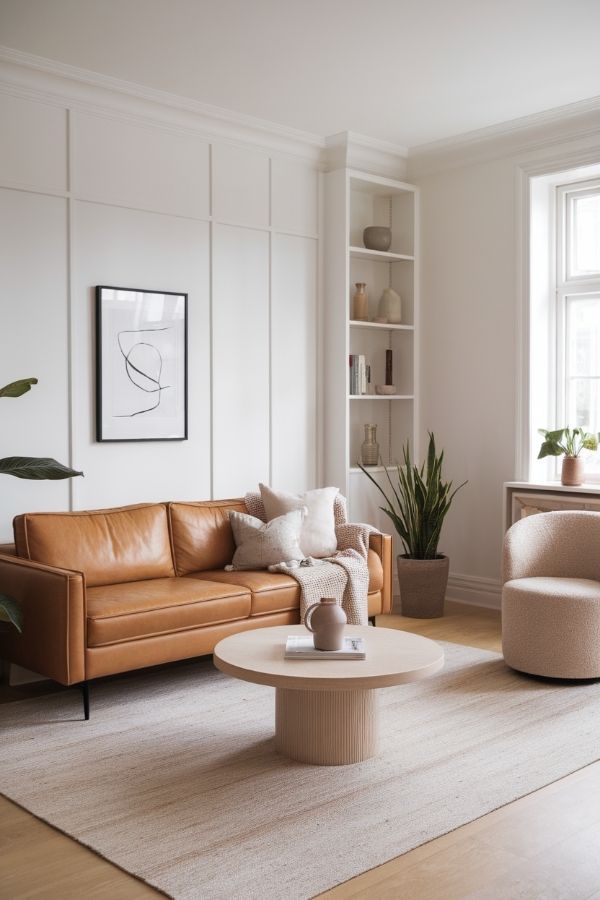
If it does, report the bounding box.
[502,510,600,679]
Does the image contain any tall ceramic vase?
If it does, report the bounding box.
[361,424,379,466]
[352,283,368,321]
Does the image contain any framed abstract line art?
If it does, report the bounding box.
[96,286,188,441]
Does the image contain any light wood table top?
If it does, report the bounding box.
[214,624,444,691]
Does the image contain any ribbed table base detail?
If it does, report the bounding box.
[275,688,377,765]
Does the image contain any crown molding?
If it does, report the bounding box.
[325,131,408,179]
[408,95,600,177]
[0,45,327,165]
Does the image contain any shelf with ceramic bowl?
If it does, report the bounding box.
[349,320,414,332]
[349,246,414,263]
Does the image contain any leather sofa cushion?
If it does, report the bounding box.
[191,569,300,616]
[14,503,174,587]
[191,553,384,616]
[169,499,245,575]
[86,576,251,647]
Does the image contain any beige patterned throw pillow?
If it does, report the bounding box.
[228,508,305,570]
[259,483,339,558]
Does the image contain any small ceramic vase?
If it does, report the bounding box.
[363,226,392,252]
[304,597,347,651]
[352,283,369,321]
[377,288,402,324]
[361,424,379,466]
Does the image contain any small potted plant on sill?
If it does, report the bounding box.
[359,433,466,618]
[537,427,599,486]
[0,377,83,633]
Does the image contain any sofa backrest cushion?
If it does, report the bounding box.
[169,499,246,575]
[14,503,175,587]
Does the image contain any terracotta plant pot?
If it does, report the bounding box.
[561,456,584,486]
[396,554,449,618]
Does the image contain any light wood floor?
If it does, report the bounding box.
[2,601,600,900]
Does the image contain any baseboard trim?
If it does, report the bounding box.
[445,573,502,610]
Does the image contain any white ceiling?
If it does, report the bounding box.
[2,0,600,148]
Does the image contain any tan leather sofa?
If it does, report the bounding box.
[0,498,392,715]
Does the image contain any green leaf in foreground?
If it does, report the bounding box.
[0,594,23,632]
[0,456,83,480]
[0,378,38,398]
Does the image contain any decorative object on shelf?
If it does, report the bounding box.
[304,597,347,651]
[377,287,402,324]
[352,283,369,321]
[349,354,367,395]
[96,286,188,442]
[361,424,379,466]
[363,226,392,252]
[375,348,396,395]
[537,426,599,486]
[0,376,84,634]
[359,433,467,618]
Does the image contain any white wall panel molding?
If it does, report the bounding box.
[0,188,70,540]
[445,573,502,610]
[271,158,319,236]
[212,143,269,229]
[72,110,210,219]
[212,224,270,497]
[0,46,324,167]
[0,91,67,191]
[271,234,318,491]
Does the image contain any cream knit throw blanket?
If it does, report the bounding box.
[244,493,376,625]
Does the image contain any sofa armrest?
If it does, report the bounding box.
[0,554,86,685]
[369,532,393,614]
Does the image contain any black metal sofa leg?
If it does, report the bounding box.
[80,680,90,720]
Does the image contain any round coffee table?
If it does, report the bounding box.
[213,624,444,766]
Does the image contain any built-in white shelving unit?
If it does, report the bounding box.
[324,167,419,525]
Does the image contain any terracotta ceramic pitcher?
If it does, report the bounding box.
[304,597,347,651]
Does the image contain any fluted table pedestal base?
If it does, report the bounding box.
[275,687,377,765]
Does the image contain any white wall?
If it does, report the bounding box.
[410,132,600,608]
[0,89,320,540]
[414,158,517,603]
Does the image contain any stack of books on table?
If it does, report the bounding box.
[349,355,369,395]
[285,635,366,660]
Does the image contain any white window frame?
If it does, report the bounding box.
[556,180,600,468]
[526,164,600,485]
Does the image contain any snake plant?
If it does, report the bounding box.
[359,432,466,560]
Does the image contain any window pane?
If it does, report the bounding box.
[566,377,600,431]
[570,192,600,276]
[566,296,600,378]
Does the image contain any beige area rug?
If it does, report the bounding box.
[2,641,600,899]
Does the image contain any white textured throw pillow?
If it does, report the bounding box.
[229,508,305,570]
[259,483,338,558]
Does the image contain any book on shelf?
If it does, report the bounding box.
[349,354,367,395]
[284,634,366,660]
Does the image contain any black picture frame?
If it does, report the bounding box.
[96,285,188,442]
